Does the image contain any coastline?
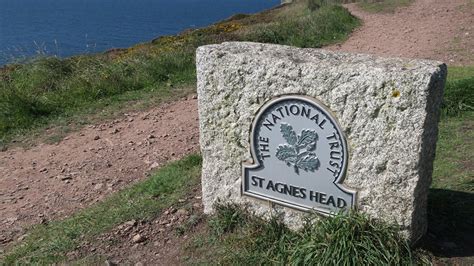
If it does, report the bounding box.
[0,0,281,68]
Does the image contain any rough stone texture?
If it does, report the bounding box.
[196,42,446,243]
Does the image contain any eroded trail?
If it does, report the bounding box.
[0,98,200,246]
[328,0,474,66]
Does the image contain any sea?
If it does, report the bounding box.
[0,0,279,66]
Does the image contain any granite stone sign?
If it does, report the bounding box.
[196,42,446,243]
[243,95,356,215]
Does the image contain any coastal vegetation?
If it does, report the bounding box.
[0,0,359,148]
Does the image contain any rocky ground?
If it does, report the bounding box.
[1,0,473,263]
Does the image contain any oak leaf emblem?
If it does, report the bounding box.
[275,123,320,174]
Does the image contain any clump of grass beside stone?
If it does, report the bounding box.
[188,203,422,265]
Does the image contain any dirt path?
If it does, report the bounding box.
[328,0,474,66]
[0,97,200,248]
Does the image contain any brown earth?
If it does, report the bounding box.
[328,0,474,66]
[68,185,206,265]
[1,0,473,263]
[0,97,200,249]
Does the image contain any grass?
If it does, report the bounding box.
[0,50,196,146]
[1,154,202,264]
[448,65,474,81]
[432,112,473,190]
[441,66,474,116]
[0,0,360,148]
[422,65,474,262]
[246,4,360,48]
[357,0,413,13]
[187,204,417,265]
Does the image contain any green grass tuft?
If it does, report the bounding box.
[2,154,202,264]
[208,203,248,236]
[358,0,413,13]
[190,204,416,265]
[442,77,474,116]
[247,5,360,48]
[441,66,474,117]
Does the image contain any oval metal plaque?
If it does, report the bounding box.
[242,95,356,215]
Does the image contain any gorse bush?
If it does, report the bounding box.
[207,204,415,265]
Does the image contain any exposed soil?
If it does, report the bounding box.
[328,0,474,66]
[1,0,474,263]
[0,97,200,249]
[68,185,206,265]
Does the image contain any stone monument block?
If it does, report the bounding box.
[196,42,446,243]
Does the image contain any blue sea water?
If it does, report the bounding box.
[0,0,279,66]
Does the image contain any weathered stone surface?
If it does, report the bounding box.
[196,42,446,243]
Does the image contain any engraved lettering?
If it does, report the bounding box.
[263,119,274,131]
[259,137,271,160]
[330,151,341,160]
[337,198,347,208]
[301,106,311,118]
[327,195,335,207]
[310,114,320,124]
[276,107,285,118]
[329,160,340,169]
[300,188,307,199]
[266,180,275,191]
[310,190,319,202]
[251,176,265,188]
[259,143,270,152]
[318,119,327,129]
[327,167,339,177]
[319,193,327,204]
[272,113,281,124]
[289,104,300,115]
[329,141,339,149]
[327,132,337,140]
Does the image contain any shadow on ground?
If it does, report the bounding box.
[419,188,474,259]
